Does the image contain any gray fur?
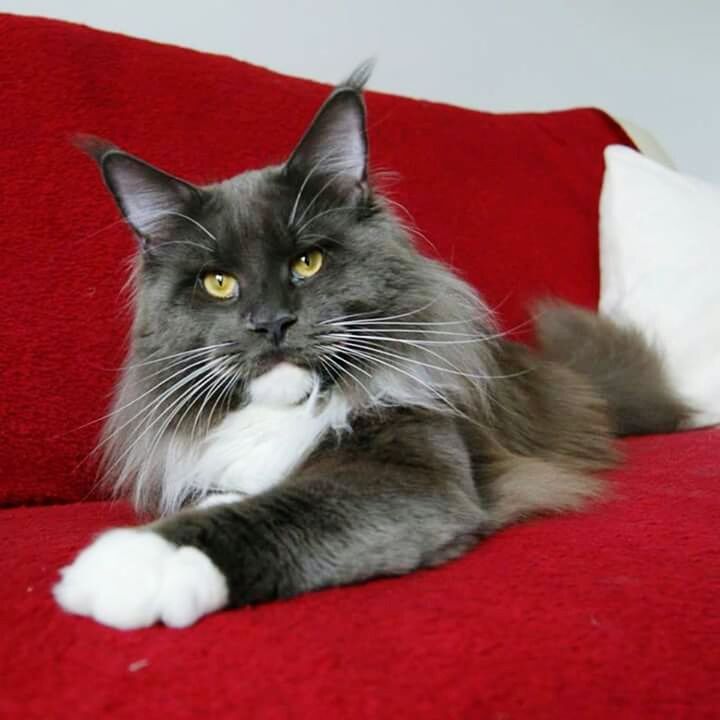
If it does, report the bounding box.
[83,66,689,611]
[534,300,693,435]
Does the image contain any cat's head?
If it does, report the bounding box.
[87,64,495,509]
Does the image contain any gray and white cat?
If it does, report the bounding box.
[53,66,688,629]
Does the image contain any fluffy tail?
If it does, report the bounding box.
[533,301,692,436]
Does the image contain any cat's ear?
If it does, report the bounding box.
[75,135,202,246]
[286,61,374,188]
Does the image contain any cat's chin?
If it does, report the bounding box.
[248,361,317,406]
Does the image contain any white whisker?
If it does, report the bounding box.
[326,330,488,348]
[160,212,217,241]
[122,341,235,371]
[319,298,442,326]
[102,358,225,469]
[333,334,531,382]
[325,333,484,386]
[87,369,194,484]
[334,344,472,421]
[382,197,440,255]
[189,364,237,443]
[297,232,344,246]
[205,366,242,436]
[295,167,353,228]
[150,360,232,464]
[324,316,480,328]
[332,337,489,382]
[68,352,225,450]
[288,148,348,227]
[294,205,362,235]
[318,351,376,405]
[329,327,484,339]
[319,308,382,325]
[155,239,214,254]
[324,318,532,342]
[108,358,227,479]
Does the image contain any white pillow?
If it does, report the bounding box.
[599,145,720,429]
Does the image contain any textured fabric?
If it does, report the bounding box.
[0,13,633,506]
[1,431,719,719]
[599,146,720,428]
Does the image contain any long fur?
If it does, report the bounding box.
[534,300,692,435]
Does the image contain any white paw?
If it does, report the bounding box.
[53,529,228,630]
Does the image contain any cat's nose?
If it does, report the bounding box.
[248,311,297,347]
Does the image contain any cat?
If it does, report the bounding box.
[53,64,689,630]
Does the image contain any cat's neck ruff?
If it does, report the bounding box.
[159,364,350,514]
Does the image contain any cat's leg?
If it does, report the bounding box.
[54,416,491,629]
[155,460,489,613]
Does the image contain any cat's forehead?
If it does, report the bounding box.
[210,167,290,225]
[205,167,294,256]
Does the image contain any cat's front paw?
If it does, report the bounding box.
[53,528,228,630]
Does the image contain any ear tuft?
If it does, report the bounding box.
[341,58,375,92]
[73,133,118,163]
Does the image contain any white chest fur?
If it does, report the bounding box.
[160,363,350,512]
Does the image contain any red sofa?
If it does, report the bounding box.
[1,14,717,719]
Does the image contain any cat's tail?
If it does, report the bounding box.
[533,300,692,436]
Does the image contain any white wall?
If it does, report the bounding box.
[5,0,719,181]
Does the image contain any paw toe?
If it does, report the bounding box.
[158,546,228,628]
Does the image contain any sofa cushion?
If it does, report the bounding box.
[599,146,720,429]
[1,431,718,719]
[0,13,633,506]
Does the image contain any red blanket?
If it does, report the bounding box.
[0,14,717,720]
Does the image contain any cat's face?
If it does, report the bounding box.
[87,68,490,438]
[126,162,410,385]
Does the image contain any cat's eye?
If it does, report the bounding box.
[201,272,239,300]
[291,249,324,280]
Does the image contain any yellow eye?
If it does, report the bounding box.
[202,272,239,300]
[291,249,324,280]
